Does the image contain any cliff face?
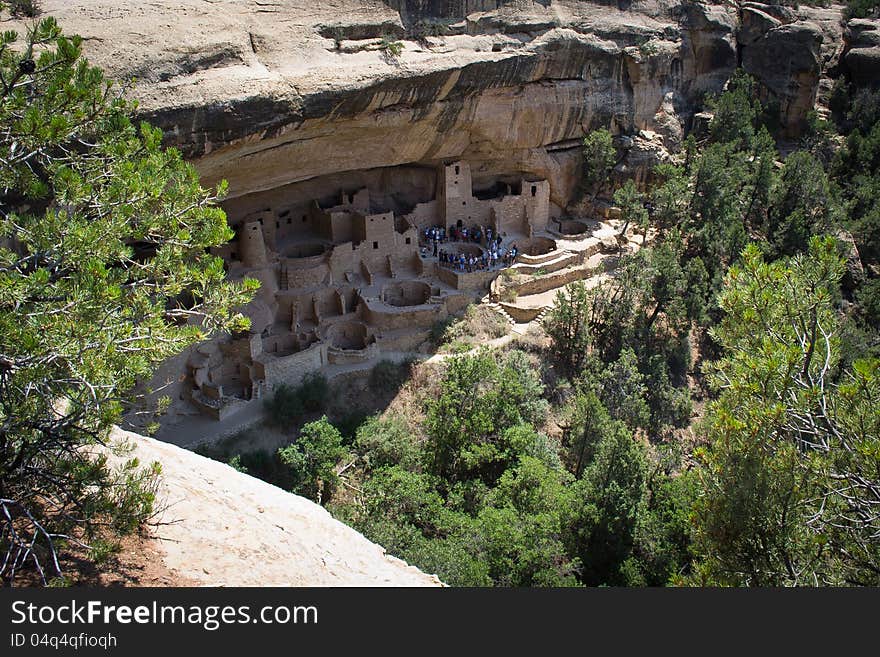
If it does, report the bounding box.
[27,1,849,211]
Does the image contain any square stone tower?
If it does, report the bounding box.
[523,178,551,233]
[437,161,474,227]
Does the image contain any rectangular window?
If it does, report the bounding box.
[373,241,379,249]
[405,237,411,245]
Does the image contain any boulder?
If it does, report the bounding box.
[741,22,824,137]
[690,111,714,140]
[599,235,621,254]
[680,1,738,95]
[843,18,880,87]
[739,5,783,47]
[835,228,866,291]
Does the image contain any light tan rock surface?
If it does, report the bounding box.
[110,428,443,586]
[13,1,847,207]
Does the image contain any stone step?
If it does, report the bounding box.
[516,249,564,266]
[512,251,578,275]
[485,302,516,325]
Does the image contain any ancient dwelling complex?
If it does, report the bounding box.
[164,161,554,424]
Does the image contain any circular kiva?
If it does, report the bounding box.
[326,320,370,350]
[382,280,432,307]
[445,243,484,257]
[516,236,556,257]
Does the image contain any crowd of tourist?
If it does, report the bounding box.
[422,224,519,273]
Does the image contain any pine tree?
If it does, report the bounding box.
[0,17,256,583]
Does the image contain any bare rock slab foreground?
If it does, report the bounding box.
[110,428,443,587]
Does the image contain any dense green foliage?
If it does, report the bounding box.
[263,372,328,427]
[278,417,347,505]
[543,234,702,436]
[581,128,616,195]
[0,18,254,583]
[542,281,591,378]
[613,179,649,238]
[845,0,879,19]
[693,239,879,584]
[540,69,877,586]
[424,349,550,485]
[328,346,692,587]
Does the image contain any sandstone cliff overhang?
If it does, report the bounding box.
[16,1,846,205]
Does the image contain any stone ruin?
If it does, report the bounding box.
[150,161,554,423]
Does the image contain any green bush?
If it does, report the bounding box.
[263,383,305,428]
[846,0,879,18]
[582,128,616,193]
[298,372,329,412]
[263,373,329,428]
[355,415,420,471]
[7,0,41,18]
[410,19,450,43]
[429,316,456,345]
[369,359,413,394]
[108,457,162,535]
[425,349,551,485]
[279,417,347,504]
[379,35,403,59]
